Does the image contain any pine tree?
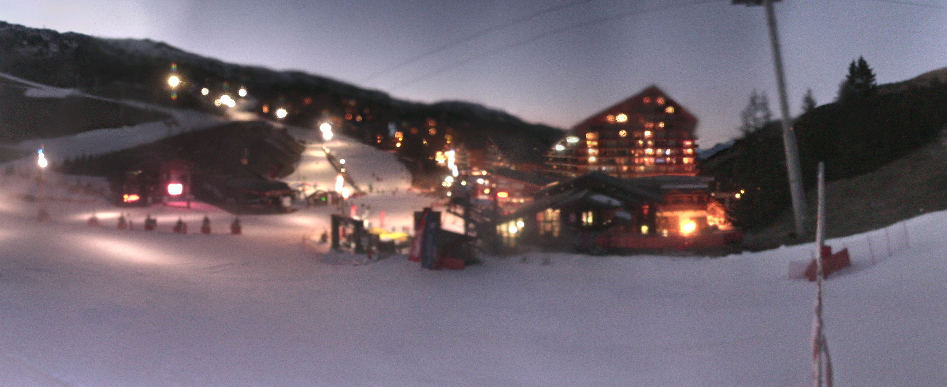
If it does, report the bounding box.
[837,56,877,102]
[739,90,772,135]
[801,88,817,113]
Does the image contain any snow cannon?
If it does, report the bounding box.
[201,216,211,234]
[173,218,187,234]
[230,217,242,235]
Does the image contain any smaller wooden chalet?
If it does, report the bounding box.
[496,172,741,253]
[490,167,555,209]
[496,172,664,251]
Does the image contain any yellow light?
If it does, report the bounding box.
[275,108,288,119]
[554,144,565,151]
[516,220,525,228]
[508,225,518,234]
[665,106,675,114]
[238,88,247,97]
[497,191,509,198]
[615,113,628,123]
[640,225,649,234]
[644,130,652,138]
[123,194,141,203]
[589,156,597,163]
[201,88,209,96]
[619,130,627,138]
[168,75,180,88]
[681,220,697,235]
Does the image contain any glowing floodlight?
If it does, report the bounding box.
[167,183,184,196]
[681,220,697,235]
[275,108,288,119]
[123,194,141,203]
[201,87,209,96]
[238,87,247,97]
[37,148,48,169]
[554,144,565,151]
[168,75,180,88]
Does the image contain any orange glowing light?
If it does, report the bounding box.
[123,194,141,203]
[497,192,509,198]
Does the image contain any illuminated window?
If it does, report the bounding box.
[428,128,436,136]
[566,136,580,143]
[665,106,675,114]
[427,118,437,127]
[582,211,594,226]
[589,156,597,163]
[683,157,694,164]
[644,130,653,138]
[683,140,693,147]
[619,130,628,138]
[645,122,654,129]
[615,113,628,123]
[659,122,665,128]
[657,97,666,105]
[645,148,654,155]
[643,97,652,104]
[586,132,599,140]
[606,115,615,123]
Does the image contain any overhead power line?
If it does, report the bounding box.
[386,0,726,91]
[360,0,595,83]
[862,0,947,9]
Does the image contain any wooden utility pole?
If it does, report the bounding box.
[733,0,808,236]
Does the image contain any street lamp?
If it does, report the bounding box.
[37,148,48,169]
[276,108,288,119]
[320,122,333,141]
[168,75,181,89]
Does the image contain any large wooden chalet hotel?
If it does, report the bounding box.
[494,86,740,252]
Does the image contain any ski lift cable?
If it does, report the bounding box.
[360,0,597,83]
[861,0,947,10]
[386,0,726,91]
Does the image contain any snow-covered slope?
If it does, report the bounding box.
[0,114,944,386]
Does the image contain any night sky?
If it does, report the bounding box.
[2,0,946,147]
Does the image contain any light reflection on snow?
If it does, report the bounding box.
[78,235,177,266]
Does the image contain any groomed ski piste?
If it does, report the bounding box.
[0,78,945,386]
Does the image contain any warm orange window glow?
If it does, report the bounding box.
[123,194,140,203]
[615,113,628,123]
[497,191,509,198]
[619,130,628,138]
[665,106,675,114]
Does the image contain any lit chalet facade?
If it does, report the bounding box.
[546,85,698,179]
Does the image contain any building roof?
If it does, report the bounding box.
[570,85,698,134]
[492,167,555,187]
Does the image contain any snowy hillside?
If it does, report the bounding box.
[0,108,945,386]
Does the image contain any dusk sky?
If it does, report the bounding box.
[2,0,946,147]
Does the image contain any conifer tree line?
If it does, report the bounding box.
[706,57,947,231]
